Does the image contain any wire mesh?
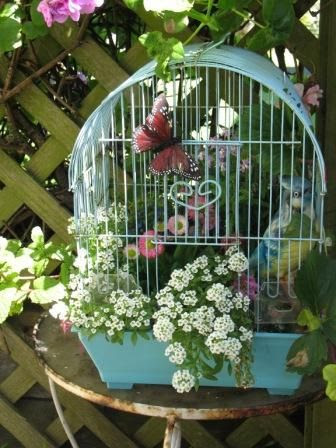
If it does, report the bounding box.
[69,45,326,328]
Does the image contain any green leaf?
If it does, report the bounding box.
[247,27,284,53]
[0,3,18,18]
[0,288,16,323]
[31,0,46,27]
[323,364,336,401]
[22,21,48,39]
[218,0,235,12]
[29,277,66,304]
[262,0,295,35]
[202,372,218,381]
[123,0,142,9]
[294,251,336,315]
[131,331,138,345]
[139,330,151,340]
[322,318,336,345]
[33,258,49,276]
[139,31,184,80]
[297,308,321,331]
[286,331,328,375]
[5,239,21,253]
[0,17,21,53]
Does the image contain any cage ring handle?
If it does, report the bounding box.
[169,180,222,211]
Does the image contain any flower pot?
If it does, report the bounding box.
[76,330,302,395]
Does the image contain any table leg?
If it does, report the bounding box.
[163,416,181,448]
[48,377,80,448]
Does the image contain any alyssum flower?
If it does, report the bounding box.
[153,246,254,393]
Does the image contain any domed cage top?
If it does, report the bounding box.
[69,44,326,326]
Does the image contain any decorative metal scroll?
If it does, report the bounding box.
[169,180,222,211]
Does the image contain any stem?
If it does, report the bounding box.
[206,0,214,16]
[183,23,205,46]
[232,8,265,29]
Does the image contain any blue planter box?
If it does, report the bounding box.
[76,330,302,395]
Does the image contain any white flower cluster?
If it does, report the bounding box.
[68,285,152,337]
[165,342,186,365]
[152,249,253,393]
[205,333,242,362]
[153,317,175,342]
[172,370,196,393]
[228,251,248,272]
[239,326,253,342]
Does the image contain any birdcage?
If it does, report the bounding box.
[68,44,326,393]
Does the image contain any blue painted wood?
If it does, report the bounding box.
[76,331,302,395]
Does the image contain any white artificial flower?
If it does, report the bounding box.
[144,0,193,13]
[49,302,69,321]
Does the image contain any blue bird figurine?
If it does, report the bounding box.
[249,176,318,282]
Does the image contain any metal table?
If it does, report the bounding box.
[34,316,324,448]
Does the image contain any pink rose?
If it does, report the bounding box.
[294,83,323,112]
[37,0,69,27]
[37,0,103,27]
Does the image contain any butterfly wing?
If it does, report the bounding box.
[132,94,172,153]
[132,124,164,153]
[146,94,171,140]
[149,145,201,181]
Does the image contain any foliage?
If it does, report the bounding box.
[0,227,73,324]
[123,0,296,79]
[323,364,336,401]
[286,250,336,376]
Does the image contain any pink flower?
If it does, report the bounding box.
[123,244,139,260]
[38,0,69,27]
[234,273,259,301]
[303,85,323,109]
[294,83,323,112]
[187,196,216,233]
[167,215,187,235]
[139,230,165,259]
[37,0,103,27]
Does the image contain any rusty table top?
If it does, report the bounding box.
[34,315,324,420]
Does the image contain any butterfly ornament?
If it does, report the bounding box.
[132,94,201,181]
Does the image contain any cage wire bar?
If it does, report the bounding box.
[69,44,326,323]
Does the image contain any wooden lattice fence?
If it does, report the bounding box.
[1,1,336,446]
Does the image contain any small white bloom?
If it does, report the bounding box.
[172,369,195,393]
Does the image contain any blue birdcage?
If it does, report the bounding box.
[69,44,325,325]
[68,44,327,394]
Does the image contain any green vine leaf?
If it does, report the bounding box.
[286,331,328,375]
[297,308,321,331]
[22,21,48,40]
[30,276,66,304]
[262,0,295,36]
[122,0,142,10]
[0,17,21,53]
[30,0,47,28]
[218,0,235,12]
[323,364,336,401]
[139,31,184,80]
